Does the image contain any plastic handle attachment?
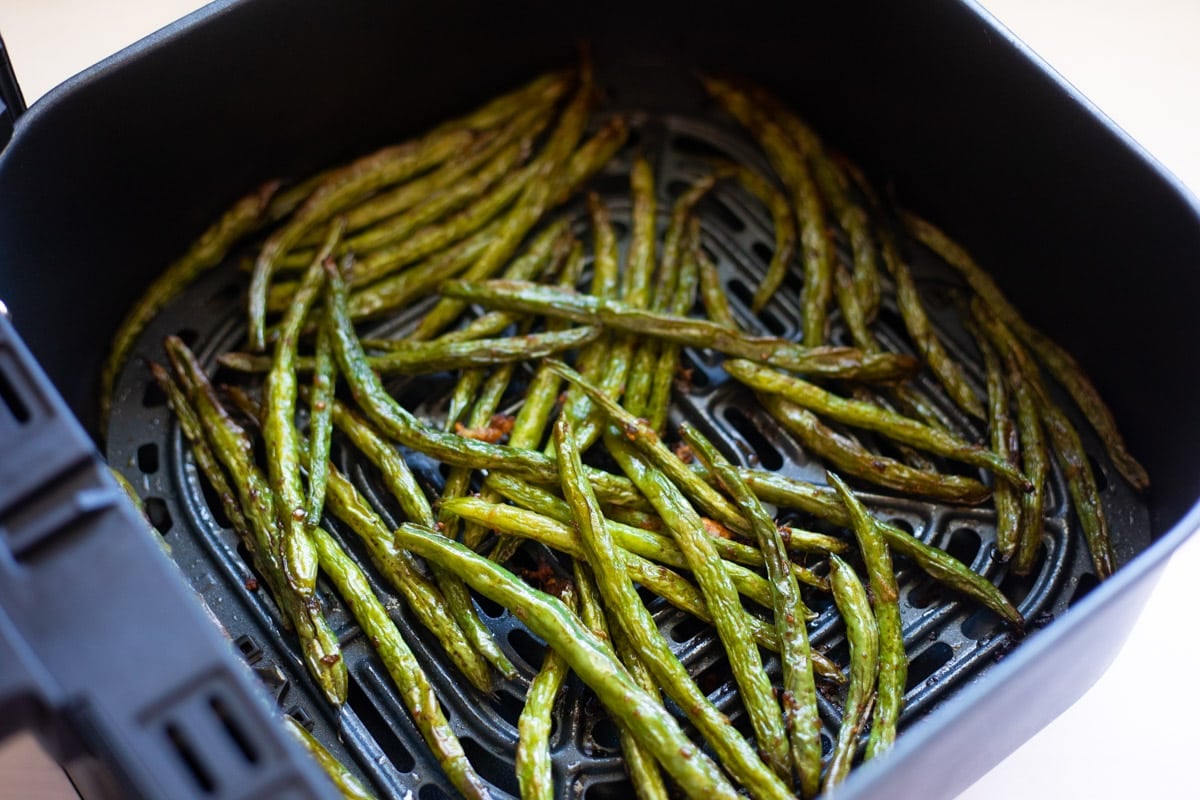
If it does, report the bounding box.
[0,313,338,799]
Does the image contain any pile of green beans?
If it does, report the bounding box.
[106,55,1145,800]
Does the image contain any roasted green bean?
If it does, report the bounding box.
[823,554,879,791]
[283,715,379,800]
[903,210,1147,491]
[726,359,1029,488]
[827,471,905,758]
[682,424,821,798]
[759,392,993,504]
[443,280,919,382]
[517,583,575,800]
[393,523,743,800]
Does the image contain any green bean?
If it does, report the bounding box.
[326,399,432,526]
[305,313,337,527]
[229,384,500,691]
[320,461,496,693]
[622,157,658,307]
[324,265,644,507]
[219,325,599,376]
[282,715,378,800]
[163,337,347,706]
[481,474,827,590]
[834,262,875,353]
[517,582,575,800]
[880,230,986,420]
[393,523,743,800]
[682,424,821,798]
[758,392,993,504]
[647,216,703,433]
[445,495,805,610]
[712,160,796,314]
[468,483,841,681]
[709,467,1023,628]
[1035,381,1114,578]
[150,361,258,569]
[744,85,883,321]
[554,193,621,445]
[620,160,664,418]
[571,562,671,800]
[546,359,749,534]
[349,157,536,288]
[697,247,739,328]
[248,129,473,350]
[778,526,850,555]
[410,59,597,341]
[902,210,1148,491]
[972,323,1021,561]
[972,299,1051,576]
[826,471,905,758]
[264,221,343,598]
[309,526,491,800]
[443,280,919,383]
[702,76,832,347]
[552,417,788,800]
[726,359,1029,489]
[605,432,791,784]
[342,111,545,252]
[445,369,487,432]
[101,180,282,434]
[823,555,880,791]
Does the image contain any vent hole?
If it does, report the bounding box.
[944,527,982,566]
[751,240,774,269]
[696,195,746,233]
[474,594,505,619]
[137,443,160,474]
[419,784,453,800]
[888,517,915,536]
[907,578,944,610]
[233,635,263,664]
[728,279,786,335]
[672,134,727,161]
[590,717,621,751]
[165,723,215,793]
[961,608,1002,641]
[507,628,546,670]
[586,779,635,800]
[210,695,259,765]
[144,497,173,534]
[821,732,833,757]
[722,407,783,470]
[586,172,633,199]
[348,680,416,773]
[197,473,233,529]
[143,379,167,408]
[460,737,519,796]
[668,614,710,644]
[905,641,953,691]
[175,328,199,347]
[1069,573,1099,608]
[284,706,313,730]
[0,366,30,424]
[486,688,526,729]
[1000,563,1040,606]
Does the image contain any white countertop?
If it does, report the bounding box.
[0,1,1196,798]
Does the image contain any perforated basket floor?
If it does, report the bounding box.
[104,90,1151,800]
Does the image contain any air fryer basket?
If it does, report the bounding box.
[2,1,1199,799]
